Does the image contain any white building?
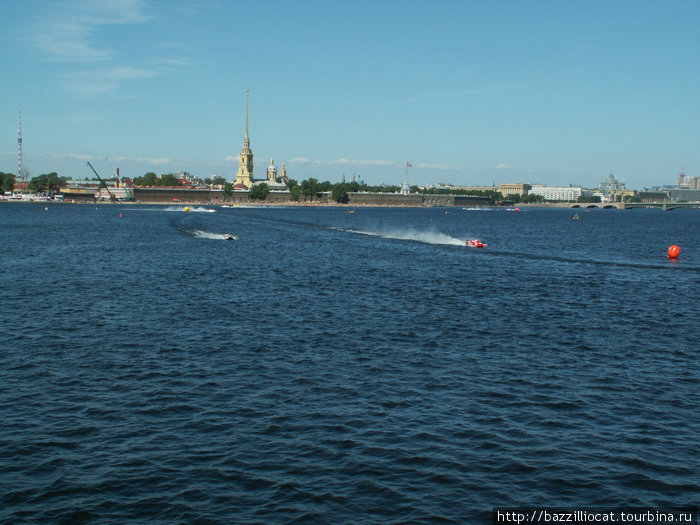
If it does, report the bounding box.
[529,185,583,201]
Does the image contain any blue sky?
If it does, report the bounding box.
[1,0,699,189]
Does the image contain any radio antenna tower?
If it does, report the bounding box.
[18,110,23,186]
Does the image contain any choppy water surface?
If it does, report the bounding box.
[1,203,698,523]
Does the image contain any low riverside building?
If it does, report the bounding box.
[528,185,583,201]
[667,189,700,202]
[638,191,668,203]
[450,185,498,192]
[60,180,101,201]
[498,183,531,197]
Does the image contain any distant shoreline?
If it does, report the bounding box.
[1,199,587,208]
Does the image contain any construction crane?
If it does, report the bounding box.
[87,161,117,202]
[106,157,122,187]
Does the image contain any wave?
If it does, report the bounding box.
[336,227,466,246]
[190,230,236,240]
[488,249,700,272]
[163,206,216,213]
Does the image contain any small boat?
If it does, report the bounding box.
[466,239,487,248]
[572,213,580,220]
[346,210,355,214]
[184,206,191,212]
[223,233,236,240]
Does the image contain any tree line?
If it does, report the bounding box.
[131,172,227,187]
[0,171,68,193]
[245,179,508,204]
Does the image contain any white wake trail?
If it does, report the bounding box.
[340,227,465,246]
[191,230,236,240]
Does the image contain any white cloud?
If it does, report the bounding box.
[329,158,396,167]
[31,0,149,62]
[40,153,171,166]
[62,153,95,161]
[289,157,396,167]
[111,156,171,165]
[27,1,189,94]
[62,66,158,94]
[289,157,327,165]
[416,163,460,171]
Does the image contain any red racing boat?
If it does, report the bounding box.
[466,239,487,248]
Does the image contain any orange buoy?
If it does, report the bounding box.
[667,245,680,259]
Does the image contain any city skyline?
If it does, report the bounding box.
[1,0,699,189]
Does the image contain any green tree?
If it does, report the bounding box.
[0,172,16,193]
[134,172,158,186]
[29,172,65,193]
[300,178,319,200]
[249,183,269,201]
[286,180,300,201]
[222,182,234,196]
[204,176,227,186]
[331,183,349,203]
[521,193,544,203]
[318,180,333,192]
[160,173,182,186]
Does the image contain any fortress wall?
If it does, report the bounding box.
[132,188,493,207]
[347,193,424,206]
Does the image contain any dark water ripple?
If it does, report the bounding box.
[1,204,698,523]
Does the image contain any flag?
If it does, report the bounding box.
[407,162,412,168]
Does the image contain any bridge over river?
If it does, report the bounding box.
[571,202,700,211]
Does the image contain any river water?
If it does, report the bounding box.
[1,203,697,523]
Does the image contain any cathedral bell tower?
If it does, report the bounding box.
[234,90,254,188]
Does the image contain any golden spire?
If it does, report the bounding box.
[244,89,249,147]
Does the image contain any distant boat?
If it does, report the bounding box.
[223,233,236,240]
[573,213,580,220]
[346,209,355,214]
[466,239,487,248]
[184,206,191,212]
